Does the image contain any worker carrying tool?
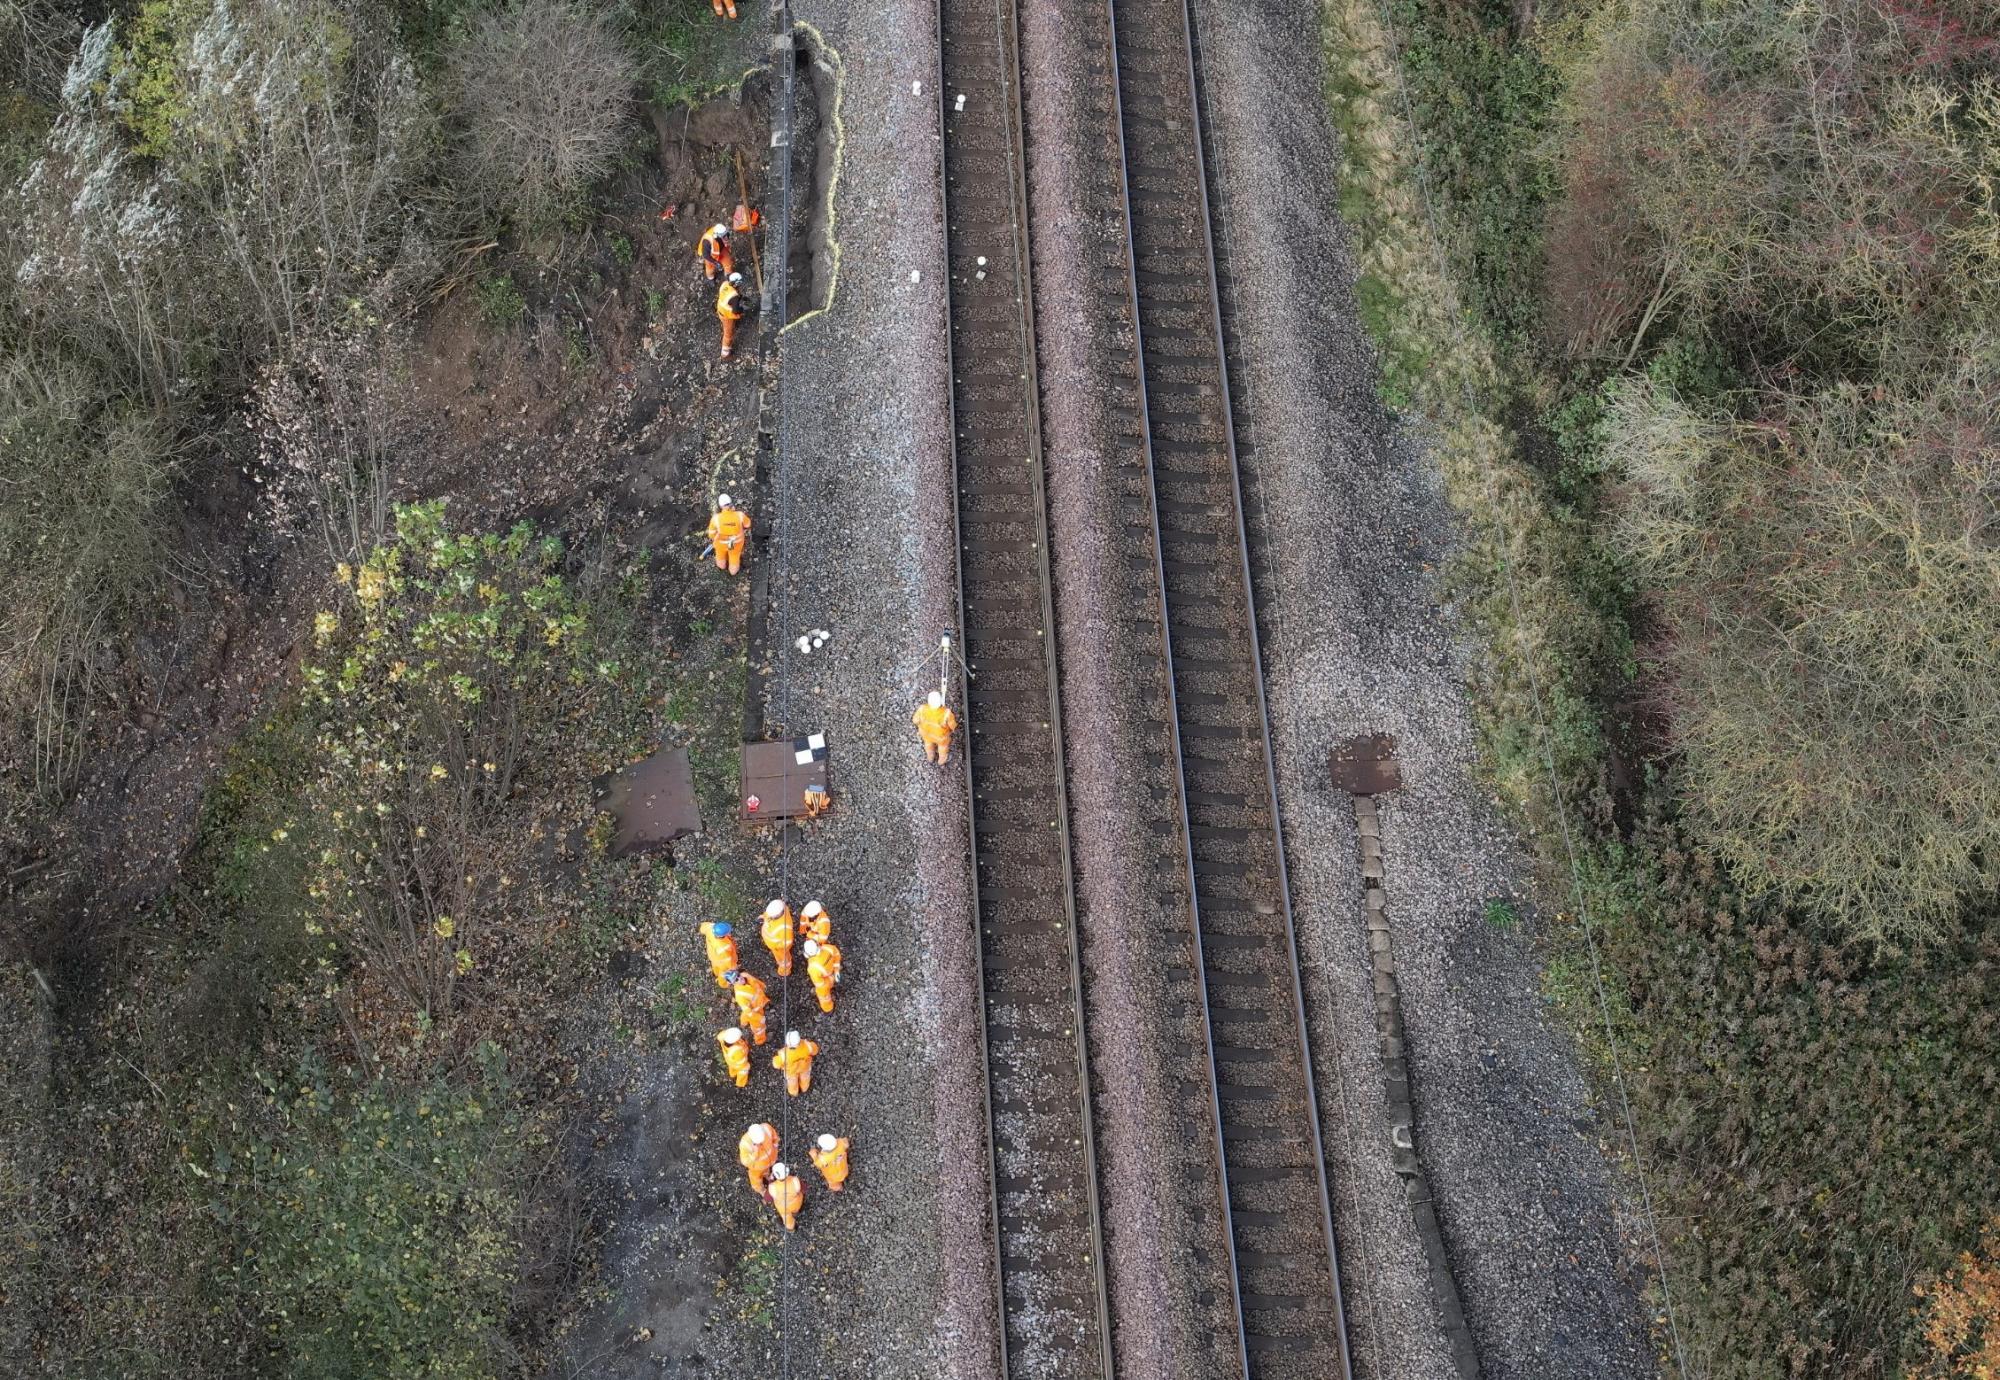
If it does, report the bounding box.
[800,900,831,945]
[728,969,770,1044]
[699,920,739,989]
[802,938,841,1015]
[739,1122,778,1198]
[771,1030,819,1096]
[801,781,830,820]
[707,494,751,575]
[697,221,733,280]
[768,1162,804,1230]
[716,1026,752,1088]
[913,691,959,765]
[716,272,749,360]
[810,1133,850,1192]
[761,898,794,976]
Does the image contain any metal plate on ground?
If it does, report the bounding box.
[602,746,701,854]
[739,734,829,821]
[1329,734,1403,795]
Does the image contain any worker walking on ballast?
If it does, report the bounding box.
[716,1026,751,1088]
[740,1122,778,1199]
[810,1133,850,1192]
[716,272,749,360]
[771,1030,819,1096]
[697,221,733,280]
[761,898,794,976]
[768,1162,804,1230]
[699,920,739,989]
[914,691,959,765]
[708,494,750,575]
[803,938,842,1015]
[728,969,770,1045]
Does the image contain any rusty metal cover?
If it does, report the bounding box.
[1329,734,1403,796]
[603,746,702,854]
[740,733,831,822]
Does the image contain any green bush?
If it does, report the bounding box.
[224,1050,522,1380]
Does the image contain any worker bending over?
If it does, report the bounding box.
[771,1030,819,1096]
[716,1026,751,1088]
[761,898,794,976]
[768,1163,803,1231]
[696,221,733,280]
[716,272,748,360]
[802,938,841,1015]
[811,1133,850,1192]
[914,691,959,764]
[699,920,739,988]
[801,781,830,819]
[739,1122,778,1198]
[708,493,750,575]
[800,900,831,945]
[728,969,770,1044]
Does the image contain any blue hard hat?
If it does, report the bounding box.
[713,921,732,937]
[724,969,741,984]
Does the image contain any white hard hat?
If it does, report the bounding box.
[785,1030,801,1048]
[747,1124,767,1143]
[717,493,733,509]
[817,1133,837,1152]
[928,690,945,708]
[727,272,743,284]
[770,1162,790,1178]
[802,939,819,956]
[802,901,823,918]
[765,898,785,918]
[721,1026,743,1042]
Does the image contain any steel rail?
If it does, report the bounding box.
[1102,0,1356,1372]
[935,0,1116,1375]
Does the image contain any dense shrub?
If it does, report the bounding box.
[0,348,175,789]
[1912,1219,2000,1379]
[445,1,634,229]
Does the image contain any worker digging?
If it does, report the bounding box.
[707,494,750,575]
[772,1030,819,1097]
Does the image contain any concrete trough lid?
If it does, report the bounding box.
[602,745,701,855]
[740,733,830,821]
[1329,733,1403,796]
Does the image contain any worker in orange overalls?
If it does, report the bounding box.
[913,691,959,764]
[699,920,739,989]
[761,898,794,976]
[810,1133,850,1192]
[711,0,738,20]
[696,221,733,281]
[716,1026,752,1088]
[771,1030,819,1096]
[707,493,750,575]
[729,969,770,1044]
[800,900,831,946]
[768,1162,804,1230]
[802,938,841,1015]
[717,272,748,360]
[739,1122,778,1199]
[801,781,830,819]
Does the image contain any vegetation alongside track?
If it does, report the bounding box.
[1324,0,2000,1374]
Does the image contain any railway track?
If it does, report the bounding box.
[1099,0,1354,1374]
[936,2,1114,1376]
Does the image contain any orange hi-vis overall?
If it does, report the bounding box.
[697,222,733,280]
[717,1030,751,1088]
[811,1137,851,1192]
[806,940,842,1015]
[769,1172,803,1230]
[739,1124,778,1196]
[762,903,795,976]
[708,505,750,575]
[711,0,738,18]
[801,904,831,946]
[771,1038,819,1096]
[914,701,959,764]
[732,973,770,1044]
[700,922,739,988]
[717,279,746,359]
[801,783,830,819]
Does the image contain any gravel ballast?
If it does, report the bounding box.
[1183,1,1661,1377]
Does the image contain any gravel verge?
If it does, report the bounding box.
[1184,2,1660,1378]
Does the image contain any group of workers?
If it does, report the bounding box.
[701,899,848,1231]
[698,208,758,361]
